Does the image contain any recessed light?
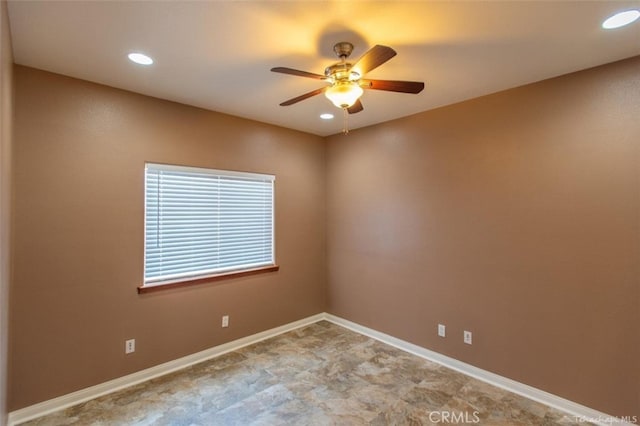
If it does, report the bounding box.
[602,10,640,29]
[320,113,334,120]
[128,52,154,65]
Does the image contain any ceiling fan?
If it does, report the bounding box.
[271,42,425,115]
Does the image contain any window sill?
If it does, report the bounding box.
[137,265,280,294]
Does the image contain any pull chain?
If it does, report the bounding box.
[342,108,349,135]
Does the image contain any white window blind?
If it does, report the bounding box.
[144,163,275,286]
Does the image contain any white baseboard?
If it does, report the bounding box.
[9,312,634,426]
[8,313,324,426]
[323,313,635,426]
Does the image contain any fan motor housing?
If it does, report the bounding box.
[325,62,360,82]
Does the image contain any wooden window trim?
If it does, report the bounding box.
[138,265,279,294]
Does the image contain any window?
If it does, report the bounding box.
[142,163,276,290]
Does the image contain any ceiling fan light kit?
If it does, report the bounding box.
[271,42,425,133]
[325,81,363,108]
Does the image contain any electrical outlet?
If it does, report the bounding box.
[438,324,446,337]
[125,339,135,354]
[464,331,472,345]
[222,315,229,328]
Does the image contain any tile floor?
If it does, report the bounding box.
[22,321,590,425]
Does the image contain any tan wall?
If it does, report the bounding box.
[0,1,13,424]
[326,57,640,419]
[8,66,326,410]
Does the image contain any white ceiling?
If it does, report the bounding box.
[7,1,640,136]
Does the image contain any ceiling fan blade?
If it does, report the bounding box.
[271,67,327,80]
[362,79,425,94]
[351,45,397,75]
[347,99,363,114]
[279,87,326,106]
